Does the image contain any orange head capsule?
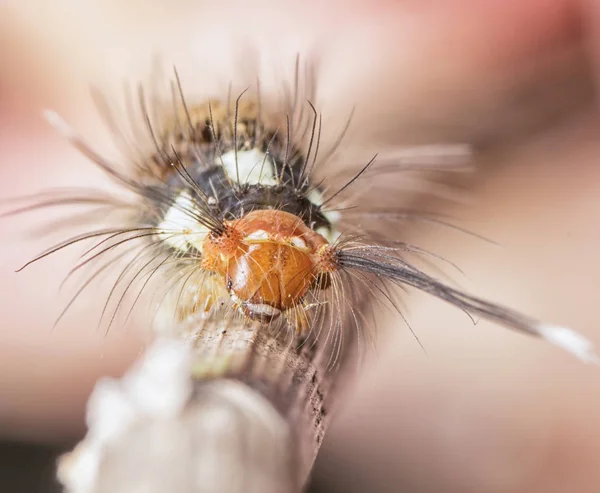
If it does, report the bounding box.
[201,210,334,322]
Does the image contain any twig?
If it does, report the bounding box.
[58,314,340,493]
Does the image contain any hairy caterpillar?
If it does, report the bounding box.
[9,59,598,365]
[4,56,599,493]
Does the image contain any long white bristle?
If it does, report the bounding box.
[537,324,600,364]
[43,109,77,139]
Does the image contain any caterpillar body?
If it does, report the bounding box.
[10,59,599,381]
[6,56,599,493]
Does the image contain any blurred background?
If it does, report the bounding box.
[2,1,600,492]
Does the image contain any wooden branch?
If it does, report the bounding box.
[58,313,344,493]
